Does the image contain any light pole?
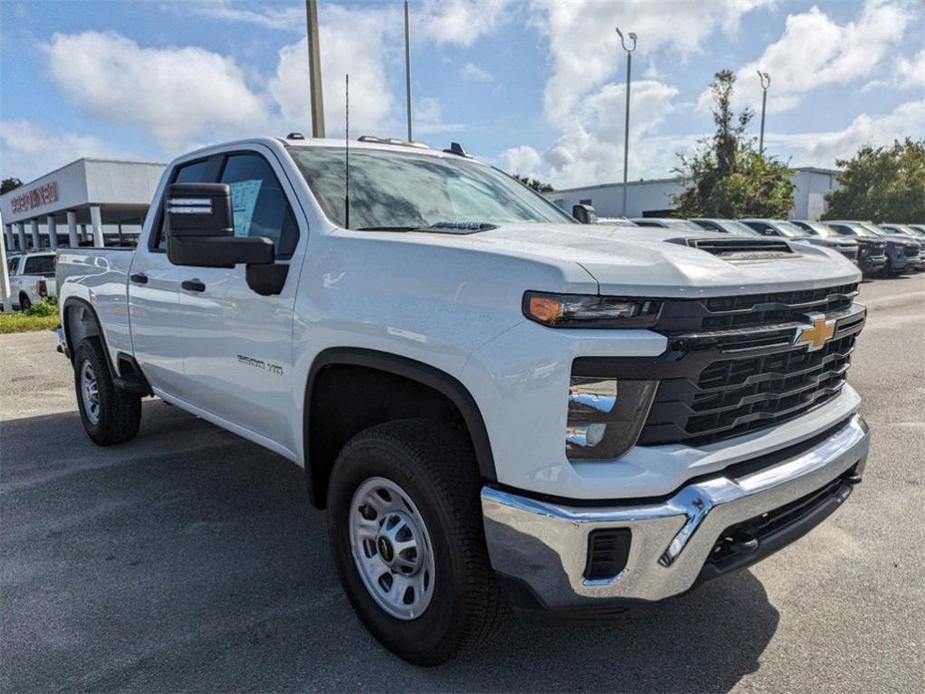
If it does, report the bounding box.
[757,70,770,155]
[404,0,413,142]
[306,0,325,137]
[616,27,637,217]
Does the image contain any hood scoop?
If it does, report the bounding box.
[668,236,795,260]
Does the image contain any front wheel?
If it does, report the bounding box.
[73,338,142,445]
[327,419,506,665]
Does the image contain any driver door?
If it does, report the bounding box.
[169,148,305,455]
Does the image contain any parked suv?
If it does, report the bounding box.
[6,251,57,310]
[56,136,870,664]
[790,220,859,266]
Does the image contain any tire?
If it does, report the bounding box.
[327,419,506,665]
[19,293,31,311]
[73,338,142,446]
[883,257,893,277]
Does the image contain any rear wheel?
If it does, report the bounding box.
[73,338,142,445]
[327,419,506,665]
[18,293,31,311]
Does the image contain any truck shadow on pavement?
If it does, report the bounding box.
[1,402,779,693]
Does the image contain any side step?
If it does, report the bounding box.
[113,374,151,395]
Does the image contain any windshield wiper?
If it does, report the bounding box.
[354,222,498,233]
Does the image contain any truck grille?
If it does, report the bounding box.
[572,284,865,448]
[904,245,919,257]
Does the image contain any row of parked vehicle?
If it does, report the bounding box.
[613,215,924,277]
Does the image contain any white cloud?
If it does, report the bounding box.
[268,5,397,137]
[0,119,138,183]
[417,0,513,46]
[499,80,685,188]
[701,0,913,113]
[43,31,269,151]
[895,48,925,89]
[413,98,466,135]
[498,145,544,178]
[459,62,494,82]
[187,0,304,32]
[771,100,925,167]
[531,0,775,124]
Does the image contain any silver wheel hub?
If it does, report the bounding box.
[80,360,101,425]
[349,477,436,620]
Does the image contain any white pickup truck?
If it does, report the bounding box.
[57,136,870,665]
[7,251,57,310]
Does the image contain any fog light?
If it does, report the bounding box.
[566,423,607,448]
[566,373,657,461]
[569,378,618,414]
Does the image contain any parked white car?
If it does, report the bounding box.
[7,251,57,310]
[56,136,870,664]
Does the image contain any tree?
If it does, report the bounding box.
[672,70,794,218]
[513,174,554,193]
[822,138,925,223]
[1,177,23,194]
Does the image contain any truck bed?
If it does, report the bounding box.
[56,247,135,362]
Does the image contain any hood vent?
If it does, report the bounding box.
[669,237,795,259]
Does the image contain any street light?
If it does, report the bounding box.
[616,27,637,217]
[757,70,771,155]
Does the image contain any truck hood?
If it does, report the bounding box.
[413,223,862,297]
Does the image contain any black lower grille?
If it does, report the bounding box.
[904,245,919,257]
[708,472,854,565]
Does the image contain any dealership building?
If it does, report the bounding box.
[1,158,166,252]
[545,167,841,220]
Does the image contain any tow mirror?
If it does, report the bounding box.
[572,203,598,224]
[165,183,274,268]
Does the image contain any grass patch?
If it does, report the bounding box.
[0,300,60,334]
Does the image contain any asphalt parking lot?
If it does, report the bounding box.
[1,274,923,693]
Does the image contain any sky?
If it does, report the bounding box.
[1,0,923,189]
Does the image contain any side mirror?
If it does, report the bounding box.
[572,203,598,224]
[166,183,274,268]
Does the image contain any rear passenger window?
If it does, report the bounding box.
[220,154,299,259]
[155,159,211,250]
[23,256,56,275]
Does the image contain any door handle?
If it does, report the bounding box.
[130,273,148,284]
[181,279,206,293]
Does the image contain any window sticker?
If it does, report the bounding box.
[230,179,262,236]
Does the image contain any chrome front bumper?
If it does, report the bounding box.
[481,414,869,609]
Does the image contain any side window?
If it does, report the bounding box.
[8,257,18,275]
[220,154,299,259]
[154,159,211,250]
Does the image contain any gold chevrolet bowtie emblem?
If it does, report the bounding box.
[795,315,837,351]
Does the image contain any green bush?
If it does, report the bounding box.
[25,299,58,317]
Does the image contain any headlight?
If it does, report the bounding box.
[524,291,660,328]
[566,375,658,460]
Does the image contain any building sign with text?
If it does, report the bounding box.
[10,181,59,214]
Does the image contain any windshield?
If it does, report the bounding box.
[856,222,886,237]
[800,221,834,237]
[663,219,710,233]
[716,220,759,236]
[290,147,575,229]
[772,221,811,238]
[830,222,877,238]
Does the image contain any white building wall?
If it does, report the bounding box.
[546,168,841,221]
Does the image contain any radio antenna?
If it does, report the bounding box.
[344,73,350,230]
